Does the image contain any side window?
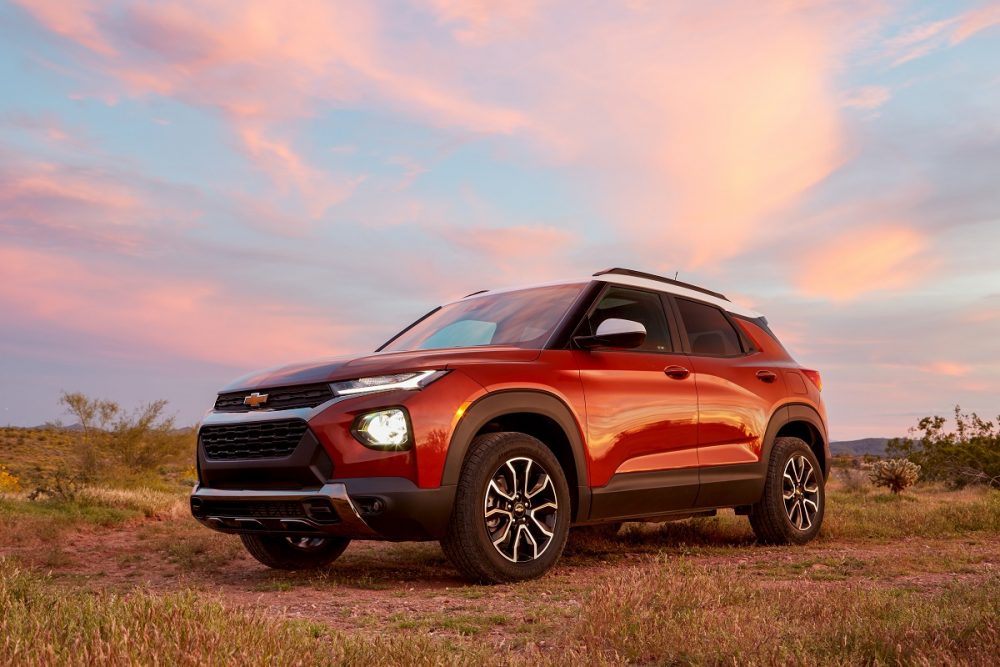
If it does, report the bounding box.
[675,298,744,357]
[580,287,672,353]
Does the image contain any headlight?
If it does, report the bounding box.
[353,408,411,450]
[330,370,448,397]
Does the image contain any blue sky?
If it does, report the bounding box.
[1,0,999,438]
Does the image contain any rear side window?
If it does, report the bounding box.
[579,287,672,353]
[676,298,744,356]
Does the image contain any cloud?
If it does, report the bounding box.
[424,0,542,43]
[12,0,875,266]
[885,4,1000,66]
[920,362,972,377]
[0,245,357,367]
[11,0,532,219]
[506,2,868,268]
[842,86,891,110]
[951,3,1000,44]
[236,125,363,219]
[795,226,928,301]
[12,0,115,56]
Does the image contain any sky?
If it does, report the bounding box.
[1,0,998,439]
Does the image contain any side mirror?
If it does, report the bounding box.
[575,318,646,350]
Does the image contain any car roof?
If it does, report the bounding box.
[458,272,763,319]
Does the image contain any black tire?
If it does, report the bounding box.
[749,437,825,545]
[239,534,350,570]
[441,432,571,584]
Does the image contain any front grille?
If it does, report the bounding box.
[214,383,335,412]
[199,419,308,460]
[192,498,340,524]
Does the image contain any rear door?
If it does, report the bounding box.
[669,296,788,507]
[572,285,700,520]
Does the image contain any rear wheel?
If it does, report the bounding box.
[240,534,351,570]
[749,437,825,544]
[441,432,571,583]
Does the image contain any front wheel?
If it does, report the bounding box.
[749,437,825,544]
[441,432,571,583]
[240,534,351,570]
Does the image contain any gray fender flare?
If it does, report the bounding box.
[441,390,591,520]
[757,403,830,484]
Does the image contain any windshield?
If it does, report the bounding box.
[381,283,585,353]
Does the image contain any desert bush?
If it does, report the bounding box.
[869,458,920,494]
[44,393,191,485]
[888,406,1000,488]
[836,467,868,493]
[0,466,20,494]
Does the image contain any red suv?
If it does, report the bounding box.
[191,268,828,583]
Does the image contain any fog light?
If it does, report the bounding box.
[353,408,411,450]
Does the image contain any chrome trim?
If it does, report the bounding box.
[198,395,347,427]
[190,483,377,537]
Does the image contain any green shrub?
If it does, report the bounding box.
[888,406,1000,488]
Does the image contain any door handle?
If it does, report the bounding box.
[755,370,777,383]
[664,365,690,380]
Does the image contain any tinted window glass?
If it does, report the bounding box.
[581,287,671,353]
[382,284,584,352]
[676,298,743,356]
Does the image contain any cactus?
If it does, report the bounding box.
[869,458,921,494]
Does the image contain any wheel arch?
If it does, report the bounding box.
[762,403,830,480]
[443,390,591,521]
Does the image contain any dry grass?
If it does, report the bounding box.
[1,467,998,665]
[0,558,487,667]
[574,560,999,665]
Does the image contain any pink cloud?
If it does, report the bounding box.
[0,245,356,367]
[795,226,928,301]
[886,4,1000,66]
[426,0,542,44]
[13,0,924,274]
[842,86,891,110]
[237,125,363,219]
[432,223,581,286]
[14,0,528,218]
[510,2,872,268]
[919,362,972,377]
[951,4,1000,44]
[12,0,115,56]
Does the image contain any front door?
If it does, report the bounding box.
[573,286,700,520]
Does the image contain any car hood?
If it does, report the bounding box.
[219,347,541,392]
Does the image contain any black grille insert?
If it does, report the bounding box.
[199,419,308,460]
[214,383,335,412]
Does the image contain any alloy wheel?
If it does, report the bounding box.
[286,536,328,550]
[483,456,558,563]
[782,455,820,531]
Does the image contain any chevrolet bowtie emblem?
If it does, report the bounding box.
[243,392,269,408]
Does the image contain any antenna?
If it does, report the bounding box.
[674,271,678,280]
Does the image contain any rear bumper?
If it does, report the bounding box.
[190,477,455,541]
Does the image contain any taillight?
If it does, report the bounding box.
[801,369,822,392]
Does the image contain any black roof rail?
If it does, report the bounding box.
[593,267,729,302]
[463,289,490,298]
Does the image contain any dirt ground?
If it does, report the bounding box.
[6,512,998,645]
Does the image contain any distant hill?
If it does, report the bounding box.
[830,438,892,457]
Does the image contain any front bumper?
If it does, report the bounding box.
[190,482,376,538]
[190,477,456,541]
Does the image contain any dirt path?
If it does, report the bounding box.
[5,514,997,642]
